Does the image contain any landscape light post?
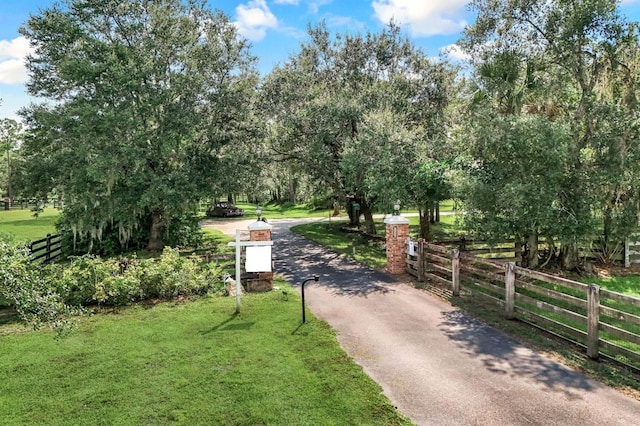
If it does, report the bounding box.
[256,206,262,221]
[301,275,319,323]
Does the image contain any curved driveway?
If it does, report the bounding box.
[267,219,640,425]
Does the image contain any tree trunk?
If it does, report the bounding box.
[419,208,431,241]
[288,174,295,204]
[332,201,340,216]
[227,193,234,204]
[147,210,164,251]
[514,237,523,266]
[603,206,612,246]
[561,240,578,270]
[435,201,440,223]
[361,201,376,235]
[526,233,539,268]
[6,148,11,203]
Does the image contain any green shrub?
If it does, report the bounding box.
[138,247,222,299]
[48,248,225,307]
[0,237,77,332]
[49,255,107,306]
[94,269,142,306]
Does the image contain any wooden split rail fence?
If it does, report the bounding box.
[438,237,633,266]
[29,234,62,265]
[406,239,640,369]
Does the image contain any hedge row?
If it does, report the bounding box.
[45,247,226,307]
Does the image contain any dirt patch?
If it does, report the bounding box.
[200,219,256,237]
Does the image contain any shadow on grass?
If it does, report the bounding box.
[438,309,595,399]
[291,322,307,335]
[201,313,255,334]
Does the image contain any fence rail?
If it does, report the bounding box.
[406,239,640,369]
[29,234,62,264]
[437,237,630,266]
[625,236,640,266]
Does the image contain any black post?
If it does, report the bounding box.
[45,234,51,263]
[301,275,319,323]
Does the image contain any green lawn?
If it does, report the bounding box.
[580,275,640,298]
[0,208,59,243]
[292,214,464,270]
[220,202,333,220]
[0,281,410,425]
[292,222,388,269]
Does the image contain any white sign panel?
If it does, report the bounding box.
[408,241,415,256]
[245,246,272,272]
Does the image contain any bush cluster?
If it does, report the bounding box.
[46,247,225,307]
[0,238,77,332]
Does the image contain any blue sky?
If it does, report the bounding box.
[0,0,639,121]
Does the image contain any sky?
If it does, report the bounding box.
[0,0,639,122]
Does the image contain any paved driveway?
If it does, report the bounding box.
[266,219,640,426]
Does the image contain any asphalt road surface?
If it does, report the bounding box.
[207,220,640,426]
[211,218,640,425]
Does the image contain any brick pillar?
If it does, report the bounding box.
[247,221,274,292]
[384,215,410,275]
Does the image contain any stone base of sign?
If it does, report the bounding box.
[246,272,274,292]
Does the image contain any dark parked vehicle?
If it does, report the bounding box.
[206,202,245,218]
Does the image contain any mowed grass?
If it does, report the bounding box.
[229,202,333,220]
[292,222,388,269]
[0,282,411,425]
[581,275,640,298]
[0,208,59,243]
[292,214,465,270]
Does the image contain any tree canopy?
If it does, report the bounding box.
[457,0,640,267]
[261,22,455,233]
[19,0,258,251]
[6,0,640,270]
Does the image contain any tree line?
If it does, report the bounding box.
[1,0,638,270]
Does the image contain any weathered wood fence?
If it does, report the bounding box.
[5,198,63,210]
[407,239,640,368]
[437,237,631,266]
[29,234,62,264]
[625,236,640,267]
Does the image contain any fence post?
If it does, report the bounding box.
[505,263,515,319]
[624,238,630,268]
[452,249,460,297]
[417,239,425,282]
[45,234,52,263]
[587,284,600,359]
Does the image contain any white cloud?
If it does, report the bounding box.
[324,14,367,31]
[372,0,468,37]
[234,0,279,41]
[308,0,333,15]
[274,0,299,4]
[0,37,32,85]
[440,44,470,61]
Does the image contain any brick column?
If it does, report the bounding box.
[247,220,273,292]
[384,215,410,275]
[249,221,271,242]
